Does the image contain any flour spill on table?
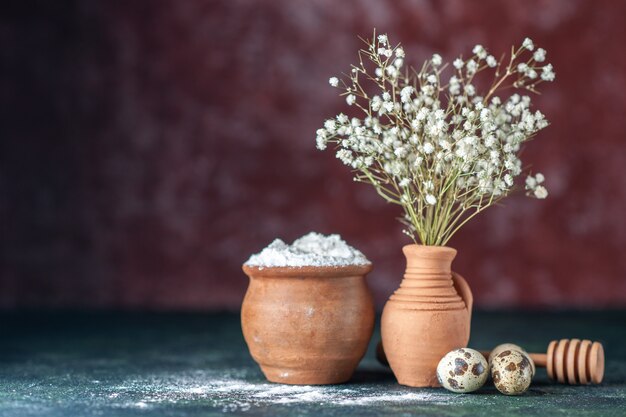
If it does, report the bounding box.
[244,232,370,267]
[104,369,458,413]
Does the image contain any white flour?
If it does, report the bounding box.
[244,232,370,267]
[105,371,455,413]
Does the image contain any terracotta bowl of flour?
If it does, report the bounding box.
[241,233,375,385]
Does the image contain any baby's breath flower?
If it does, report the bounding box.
[336,113,349,124]
[466,59,478,75]
[431,53,443,66]
[472,44,487,59]
[317,32,553,245]
[400,86,414,103]
[533,48,546,62]
[541,64,555,81]
[535,172,545,183]
[522,37,534,51]
[534,185,548,199]
[324,119,336,132]
[315,128,328,150]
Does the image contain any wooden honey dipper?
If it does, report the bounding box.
[480,339,605,385]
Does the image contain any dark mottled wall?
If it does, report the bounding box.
[1,0,625,310]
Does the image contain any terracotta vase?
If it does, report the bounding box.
[241,264,375,385]
[381,245,473,387]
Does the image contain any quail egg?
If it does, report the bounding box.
[489,343,535,376]
[491,349,533,395]
[437,348,489,393]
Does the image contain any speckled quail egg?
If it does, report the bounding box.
[489,343,535,376]
[437,348,489,393]
[491,349,533,395]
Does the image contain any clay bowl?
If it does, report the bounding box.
[241,264,375,385]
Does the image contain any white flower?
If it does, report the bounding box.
[534,185,548,199]
[315,128,328,150]
[386,65,398,78]
[533,48,546,62]
[431,53,443,66]
[336,113,349,124]
[535,172,545,183]
[466,59,478,75]
[336,149,353,165]
[371,97,382,112]
[394,146,408,158]
[472,44,487,59]
[541,64,555,81]
[400,86,414,103]
[324,119,336,132]
[316,32,554,242]
[522,37,534,51]
[448,76,461,95]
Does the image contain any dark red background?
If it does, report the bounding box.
[2,0,625,310]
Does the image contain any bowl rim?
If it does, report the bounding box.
[242,263,373,278]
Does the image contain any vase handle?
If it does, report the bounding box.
[452,271,473,317]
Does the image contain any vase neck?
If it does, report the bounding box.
[402,245,456,280]
[389,245,465,310]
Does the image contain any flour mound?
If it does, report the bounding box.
[245,232,370,267]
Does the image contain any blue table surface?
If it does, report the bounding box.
[0,311,625,417]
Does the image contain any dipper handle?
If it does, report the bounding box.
[481,339,604,385]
